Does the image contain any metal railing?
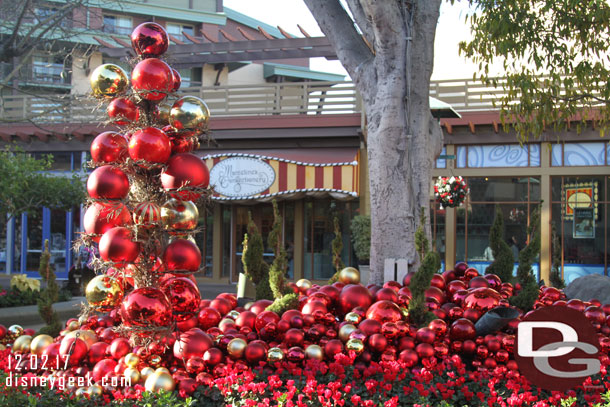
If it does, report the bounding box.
[1,62,71,87]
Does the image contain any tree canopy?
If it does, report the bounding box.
[460,0,610,139]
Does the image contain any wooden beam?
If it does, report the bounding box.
[54,133,68,142]
[277,26,293,38]
[468,121,475,134]
[443,122,453,135]
[72,131,85,141]
[168,34,185,45]
[219,29,238,42]
[236,27,257,41]
[182,32,201,44]
[110,35,131,48]
[34,131,49,142]
[200,29,218,43]
[297,24,311,37]
[15,132,31,143]
[492,121,499,133]
[258,26,275,40]
[0,131,11,142]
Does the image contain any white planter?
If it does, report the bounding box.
[358,265,370,286]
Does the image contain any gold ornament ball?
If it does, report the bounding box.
[296,279,312,292]
[169,96,210,132]
[140,366,155,380]
[90,64,129,98]
[13,335,32,353]
[344,312,362,325]
[227,310,240,320]
[124,353,140,368]
[346,338,365,355]
[227,338,247,359]
[86,275,124,312]
[400,307,409,320]
[155,367,170,375]
[65,330,98,350]
[338,267,360,284]
[156,102,172,125]
[88,384,103,397]
[66,320,80,331]
[124,367,141,384]
[338,324,357,343]
[30,334,54,355]
[305,344,324,361]
[267,347,284,363]
[75,387,88,397]
[161,198,199,231]
[145,371,175,393]
[0,344,6,351]
[168,234,197,245]
[8,325,24,337]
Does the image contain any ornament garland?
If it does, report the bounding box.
[80,21,211,347]
[434,176,468,208]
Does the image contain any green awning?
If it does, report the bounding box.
[263,63,346,82]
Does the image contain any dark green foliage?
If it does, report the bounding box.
[0,286,70,308]
[509,208,542,311]
[266,293,299,316]
[241,213,273,300]
[485,206,514,283]
[414,207,429,261]
[37,240,61,337]
[549,223,565,289]
[268,200,288,300]
[328,217,346,284]
[350,214,370,264]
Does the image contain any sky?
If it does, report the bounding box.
[223,0,486,80]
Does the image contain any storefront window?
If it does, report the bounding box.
[431,201,446,267]
[551,176,607,283]
[456,144,540,168]
[199,208,213,277]
[551,142,608,167]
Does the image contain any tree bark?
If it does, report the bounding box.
[305,0,443,284]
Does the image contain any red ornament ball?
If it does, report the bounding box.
[203,348,223,366]
[84,202,131,243]
[128,127,171,166]
[171,68,181,92]
[255,311,280,333]
[131,22,169,56]
[249,300,273,315]
[244,342,266,364]
[324,339,343,360]
[92,359,117,383]
[163,239,201,273]
[120,287,172,327]
[375,287,398,303]
[209,298,232,316]
[450,318,476,341]
[109,338,131,359]
[463,287,501,311]
[161,153,210,201]
[91,131,128,163]
[133,201,161,228]
[339,284,373,315]
[415,327,436,344]
[87,165,129,200]
[468,276,490,289]
[88,342,108,365]
[99,227,140,266]
[358,318,382,336]
[59,337,88,367]
[107,97,139,125]
[162,277,201,321]
[174,328,213,360]
[131,58,172,101]
[365,300,403,323]
[399,349,419,367]
[198,308,221,331]
[415,342,434,359]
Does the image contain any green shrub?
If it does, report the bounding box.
[509,207,541,311]
[350,215,370,264]
[485,206,514,283]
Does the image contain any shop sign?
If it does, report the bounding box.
[209,157,275,197]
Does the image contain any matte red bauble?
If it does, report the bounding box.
[415,342,434,359]
[120,287,172,327]
[163,239,201,273]
[93,359,117,383]
[131,58,172,101]
[468,276,490,289]
[59,337,88,366]
[161,277,201,321]
[88,342,108,365]
[249,300,273,315]
[375,287,398,303]
[177,315,199,332]
[128,127,171,165]
[99,227,140,266]
[84,202,131,243]
[131,22,169,56]
[87,165,129,200]
[463,287,501,311]
[365,300,402,323]
[110,338,131,359]
[358,318,382,336]
[255,311,280,333]
[107,97,139,125]
[339,284,373,315]
[91,131,128,163]
[399,349,419,367]
[209,298,232,316]
[450,318,476,341]
[161,153,210,201]
[174,328,213,360]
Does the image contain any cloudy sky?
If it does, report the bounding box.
[223,1,486,80]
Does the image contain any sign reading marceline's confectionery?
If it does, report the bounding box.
[209,157,276,197]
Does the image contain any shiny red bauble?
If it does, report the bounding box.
[430,274,446,290]
[84,202,131,243]
[249,300,273,315]
[203,348,223,366]
[339,284,373,315]
[464,267,479,280]
[255,311,280,333]
[425,286,446,304]
[463,308,482,322]
[93,359,117,383]
[324,339,343,360]
[91,131,128,163]
[161,277,201,321]
[463,287,501,311]
[128,127,171,165]
[284,328,305,347]
[468,276,490,289]
[415,342,435,359]
[171,68,181,92]
[428,319,448,337]
[209,297,232,316]
[301,299,327,316]
[120,287,172,327]
[415,327,436,344]
[107,97,139,125]
[375,287,398,303]
[484,274,502,289]
[169,135,198,155]
[566,298,585,312]
[174,328,213,360]
[87,165,129,200]
[365,300,402,323]
[131,58,172,101]
[161,153,210,201]
[584,305,606,324]
[449,318,476,341]
[399,349,419,367]
[99,227,140,265]
[367,333,388,353]
[447,280,468,296]
[454,262,468,276]
[59,337,88,367]
[358,318,382,336]
[109,338,131,359]
[244,342,266,364]
[131,22,169,56]
[88,342,108,365]
[163,239,201,273]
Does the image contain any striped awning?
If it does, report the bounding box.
[202,148,359,202]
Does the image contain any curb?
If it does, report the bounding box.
[0,297,85,329]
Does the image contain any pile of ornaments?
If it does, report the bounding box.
[6,261,610,398]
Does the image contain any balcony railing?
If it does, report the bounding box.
[1,63,70,87]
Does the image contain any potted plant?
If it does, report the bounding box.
[350,214,371,284]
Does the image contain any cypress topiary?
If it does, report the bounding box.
[509,207,541,311]
[328,217,346,284]
[38,240,61,336]
[485,206,514,283]
[549,223,565,289]
[415,208,429,262]
[241,212,272,300]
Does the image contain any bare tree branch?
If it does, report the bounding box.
[345,0,375,48]
[3,0,32,60]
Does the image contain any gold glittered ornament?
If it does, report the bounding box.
[12,335,32,353]
[86,275,124,312]
[227,338,247,359]
[305,344,324,361]
[145,371,175,393]
[169,96,210,132]
[338,324,357,342]
[267,347,284,363]
[296,279,312,292]
[344,312,362,324]
[90,64,129,98]
[346,338,365,355]
[124,367,141,384]
[161,198,199,230]
[338,267,360,284]
[30,334,53,355]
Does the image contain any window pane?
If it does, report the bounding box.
[564,142,606,166]
[312,201,336,280]
[50,209,67,274]
[467,144,531,168]
[25,212,43,272]
[221,205,230,278]
[436,147,446,169]
[456,146,466,168]
[468,177,531,202]
[198,208,213,277]
[551,144,562,166]
[304,201,313,279]
[529,144,541,167]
